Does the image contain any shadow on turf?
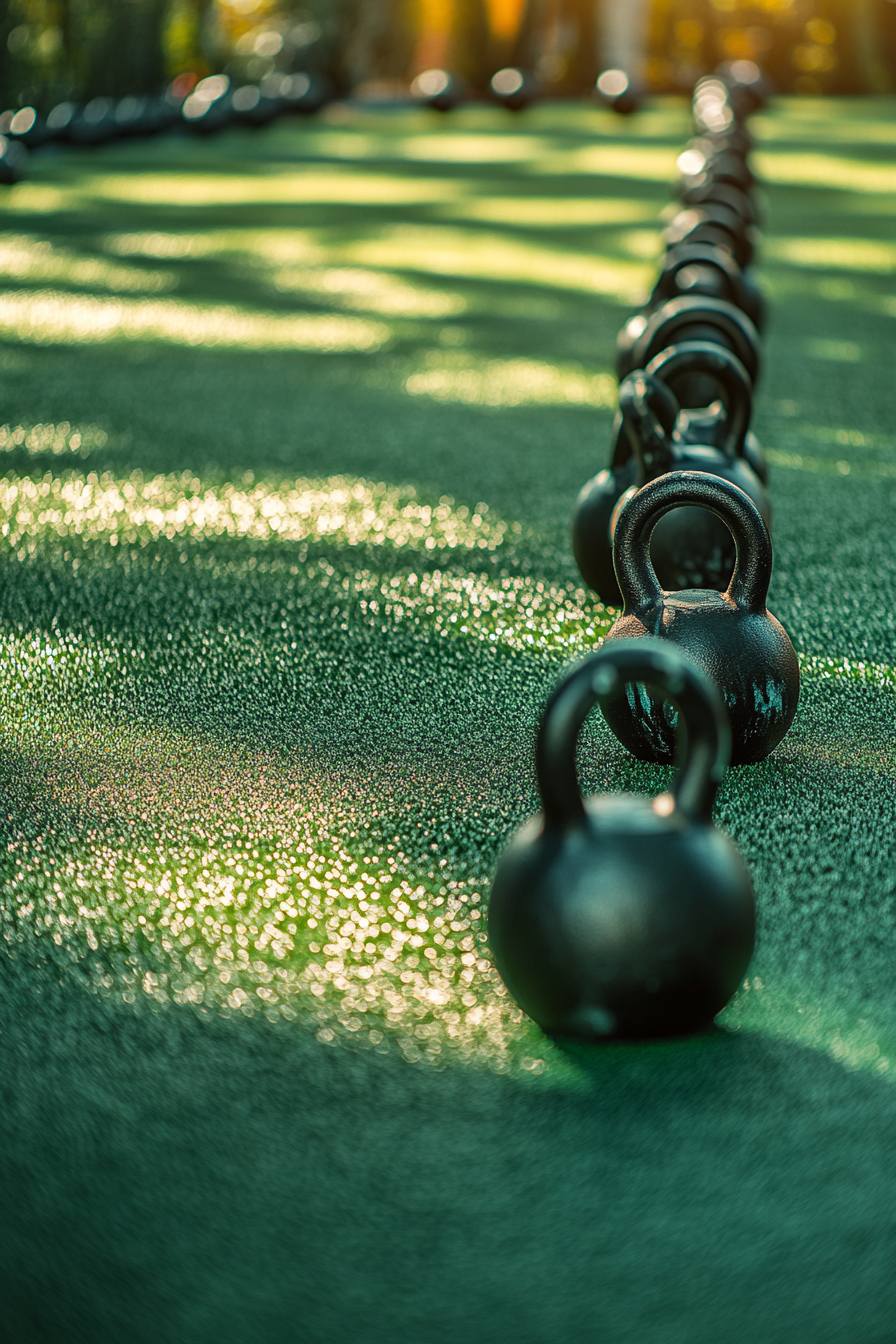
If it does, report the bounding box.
[1,954,894,1344]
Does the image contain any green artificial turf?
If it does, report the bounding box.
[1,97,894,1343]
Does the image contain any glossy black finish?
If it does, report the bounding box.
[44,101,78,143]
[679,178,761,227]
[663,203,759,271]
[617,295,761,385]
[594,70,644,116]
[677,137,755,195]
[649,242,764,331]
[715,60,772,116]
[572,377,677,606]
[488,639,755,1040]
[574,341,769,604]
[644,340,769,485]
[602,472,800,766]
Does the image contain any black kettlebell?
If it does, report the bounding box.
[617,295,761,385]
[644,339,769,486]
[613,354,771,598]
[679,178,761,228]
[649,242,764,331]
[573,341,768,605]
[602,472,800,766]
[571,376,678,606]
[663,204,759,271]
[676,137,755,195]
[488,638,755,1040]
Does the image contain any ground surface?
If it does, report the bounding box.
[0,97,894,1343]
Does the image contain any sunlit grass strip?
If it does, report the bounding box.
[0,632,538,1074]
[765,236,896,274]
[0,234,176,292]
[798,653,896,692]
[0,290,390,352]
[80,168,478,207]
[721,979,895,1082]
[405,356,616,409]
[0,421,106,459]
[437,197,660,227]
[765,448,896,479]
[346,226,652,301]
[754,150,896,195]
[271,266,467,318]
[0,471,514,552]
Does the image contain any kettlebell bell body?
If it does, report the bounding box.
[488,639,755,1040]
[602,472,800,766]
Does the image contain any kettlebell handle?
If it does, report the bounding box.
[613,470,772,613]
[536,639,729,828]
[645,341,752,461]
[619,372,677,477]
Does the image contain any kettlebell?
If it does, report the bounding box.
[613,354,771,597]
[617,295,761,385]
[644,339,769,486]
[573,343,768,604]
[488,638,755,1040]
[663,204,759,271]
[679,178,761,228]
[649,242,764,332]
[602,472,800,766]
[571,376,678,606]
[676,137,755,196]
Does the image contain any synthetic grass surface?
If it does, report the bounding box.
[1,97,894,1343]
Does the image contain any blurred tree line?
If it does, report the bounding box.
[0,0,892,111]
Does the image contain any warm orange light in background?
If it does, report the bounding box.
[412,0,456,75]
[484,0,528,44]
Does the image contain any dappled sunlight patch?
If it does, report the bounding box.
[405,353,616,409]
[528,143,678,182]
[0,471,514,552]
[0,421,108,460]
[437,196,659,228]
[345,566,611,654]
[0,704,536,1073]
[766,236,896,274]
[84,168,470,207]
[721,978,894,1081]
[106,232,208,260]
[271,266,466,318]
[0,289,390,352]
[346,225,651,300]
[0,234,176,293]
[754,150,896,195]
[805,337,862,362]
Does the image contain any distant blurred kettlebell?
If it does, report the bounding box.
[602,472,800,766]
[488,638,755,1040]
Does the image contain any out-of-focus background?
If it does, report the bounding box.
[1,0,895,112]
